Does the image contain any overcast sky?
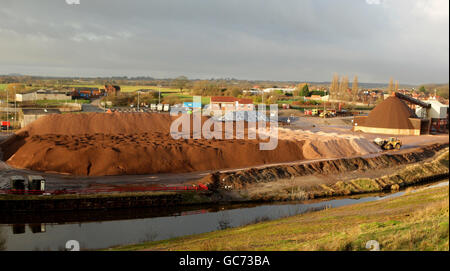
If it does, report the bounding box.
[0,0,448,84]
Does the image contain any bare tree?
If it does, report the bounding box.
[352,76,359,102]
[339,75,349,101]
[388,78,394,93]
[173,76,189,93]
[330,73,339,100]
[394,80,399,92]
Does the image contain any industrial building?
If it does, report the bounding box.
[104,85,121,96]
[416,99,448,119]
[210,97,254,111]
[15,90,70,102]
[353,92,438,136]
[415,99,449,133]
[20,108,61,128]
[70,87,103,99]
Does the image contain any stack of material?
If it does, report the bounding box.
[354,97,421,135]
[1,112,380,176]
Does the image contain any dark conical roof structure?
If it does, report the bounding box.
[362,97,417,129]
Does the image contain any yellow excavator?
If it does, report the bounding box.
[319,111,334,118]
[374,137,402,150]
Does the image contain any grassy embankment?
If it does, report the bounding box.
[111,183,449,251]
[245,149,449,201]
[315,150,449,197]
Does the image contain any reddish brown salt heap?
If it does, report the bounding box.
[362,97,416,129]
[1,112,381,176]
[1,113,305,176]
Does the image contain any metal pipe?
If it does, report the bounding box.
[394,92,430,108]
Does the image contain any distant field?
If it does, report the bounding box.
[60,84,212,104]
[64,84,185,93]
[34,99,90,105]
[0,84,7,91]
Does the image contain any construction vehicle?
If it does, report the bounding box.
[319,111,335,118]
[374,137,402,150]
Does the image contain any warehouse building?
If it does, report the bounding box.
[416,99,448,119]
[353,94,424,136]
[15,90,70,102]
[210,97,254,111]
[20,108,61,128]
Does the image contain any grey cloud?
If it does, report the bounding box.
[0,0,448,84]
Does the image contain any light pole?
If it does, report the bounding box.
[14,86,17,130]
[158,85,161,105]
[6,88,8,133]
[137,91,140,111]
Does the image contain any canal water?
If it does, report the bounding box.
[0,181,447,251]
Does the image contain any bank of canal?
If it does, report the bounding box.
[0,180,447,251]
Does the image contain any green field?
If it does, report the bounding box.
[64,84,185,93]
[65,84,213,105]
[110,184,449,251]
[33,99,90,105]
[0,84,7,91]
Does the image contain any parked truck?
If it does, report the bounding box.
[1,121,11,130]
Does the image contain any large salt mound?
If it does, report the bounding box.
[18,112,174,135]
[271,128,381,159]
[1,113,304,176]
[1,113,380,176]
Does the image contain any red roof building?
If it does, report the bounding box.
[210,97,254,111]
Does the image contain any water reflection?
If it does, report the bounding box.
[10,224,46,235]
[0,194,405,251]
[12,224,25,235]
[0,227,6,251]
[29,224,46,234]
[0,181,446,251]
[217,213,232,230]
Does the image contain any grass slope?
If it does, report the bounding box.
[111,184,449,251]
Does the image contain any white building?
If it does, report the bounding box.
[20,108,61,128]
[416,99,449,119]
[262,88,296,93]
[16,90,69,102]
